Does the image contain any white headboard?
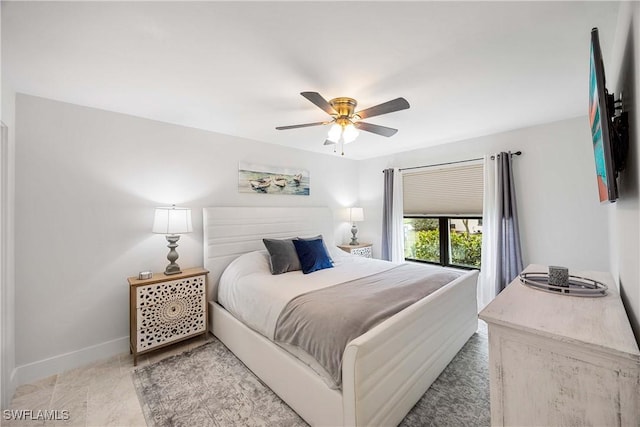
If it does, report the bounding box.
[203,206,335,301]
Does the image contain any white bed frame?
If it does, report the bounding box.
[204,207,478,426]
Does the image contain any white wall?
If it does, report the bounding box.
[1,1,18,406]
[608,1,640,343]
[357,116,611,273]
[13,94,359,385]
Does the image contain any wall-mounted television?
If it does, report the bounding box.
[589,27,629,203]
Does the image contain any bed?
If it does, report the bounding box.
[204,206,479,426]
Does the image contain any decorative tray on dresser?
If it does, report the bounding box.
[479,264,639,426]
[128,267,209,365]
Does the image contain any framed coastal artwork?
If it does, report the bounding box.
[238,162,310,195]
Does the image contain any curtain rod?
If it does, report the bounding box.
[386,151,522,173]
[490,150,522,161]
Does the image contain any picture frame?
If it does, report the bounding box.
[238,162,309,196]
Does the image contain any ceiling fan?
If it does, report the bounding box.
[276,92,410,153]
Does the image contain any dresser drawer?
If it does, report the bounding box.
[350,246,372,258]
[137,313,206,350]
[136,275,205,308]
[136,295,206,329]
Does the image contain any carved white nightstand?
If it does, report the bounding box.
[337,243,372,258]
[128,267,208,365]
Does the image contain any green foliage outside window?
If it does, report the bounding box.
[407,227,482,268]
[410,229,440,263]
[410,218,439,232]
[450,232,482,268]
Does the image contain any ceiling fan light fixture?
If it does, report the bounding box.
[327,122,359,144]
[342,123,359,144]
[327,123,342,143]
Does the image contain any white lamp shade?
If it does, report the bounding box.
[327,123,342,143]
[342,124,359,144]
[152,206,193,234]
[349,207,364,222]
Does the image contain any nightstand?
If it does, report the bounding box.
[128,267,209,366]
[337,243,372,258]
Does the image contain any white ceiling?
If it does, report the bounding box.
[2,1,621,160]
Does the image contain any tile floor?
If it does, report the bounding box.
[5,334,214,426]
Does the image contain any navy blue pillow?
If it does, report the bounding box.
[292,238,333,274]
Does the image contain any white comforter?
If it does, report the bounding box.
[217,247,397,339]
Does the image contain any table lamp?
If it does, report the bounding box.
[349,207,364,245]
[152,205,193,275]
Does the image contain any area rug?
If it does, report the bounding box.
[133,326,489,427]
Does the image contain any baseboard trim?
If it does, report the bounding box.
[6,368,17,407]
[13,336,129,388]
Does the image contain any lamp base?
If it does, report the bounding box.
[164,264,182,275]
[350,224,359,246]
[163,234,183,275]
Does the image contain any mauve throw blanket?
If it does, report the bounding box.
[274,264,462,389]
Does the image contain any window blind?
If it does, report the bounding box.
[402,162,484,215]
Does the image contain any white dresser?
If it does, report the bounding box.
[479,264,639,426]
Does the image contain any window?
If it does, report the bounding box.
[404,217,482,269]
[402,162,483,269]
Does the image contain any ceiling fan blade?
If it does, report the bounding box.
[276,121,331,130]
[354,122,398,137]
[301,92,337,116]
[355,97,410,120]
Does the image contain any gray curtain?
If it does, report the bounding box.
[496,152,523,292]
[381,168,394,261]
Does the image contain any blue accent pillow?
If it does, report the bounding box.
[298,234,333,262]
[292,238,334,274]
